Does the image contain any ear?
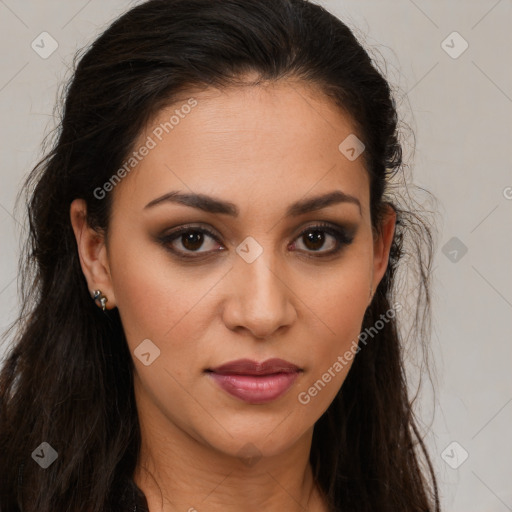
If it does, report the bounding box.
[370,203,396,299]
[69,199,116,310]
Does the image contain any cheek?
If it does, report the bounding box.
[108,235,191,349]
[306,275,369,368]
[111,248,211,419]
[307,250,372,343]
[295,253,371,410]
[324,275,369,334]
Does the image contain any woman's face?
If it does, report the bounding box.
[74,79,395,461]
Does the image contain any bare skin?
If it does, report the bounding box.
[70,78,396,512]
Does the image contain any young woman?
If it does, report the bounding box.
[0,0,440,510]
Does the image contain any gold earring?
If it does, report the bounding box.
[92,289,108,312]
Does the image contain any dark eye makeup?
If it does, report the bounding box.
[156,221,356,262]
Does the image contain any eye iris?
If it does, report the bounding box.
[303,230,325,251]
[182,231,204,251]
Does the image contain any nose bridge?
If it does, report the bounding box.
[241,250,280,299]
[225,236,295,338]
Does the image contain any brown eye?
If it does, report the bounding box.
[290,223,354,257]
[181,231,206,251]
[300,229,334,252]
[159,225,223,258]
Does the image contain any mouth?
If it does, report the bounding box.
[205,358,303,404]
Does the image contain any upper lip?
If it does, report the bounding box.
[208,358,301,375]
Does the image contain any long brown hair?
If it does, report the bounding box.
[0,0,439,510]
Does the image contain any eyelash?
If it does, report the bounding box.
[158,222,354,261]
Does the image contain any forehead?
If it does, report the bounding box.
[111,79,370,218]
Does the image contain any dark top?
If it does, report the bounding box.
[16,464,150,511]
[116,476,150,512]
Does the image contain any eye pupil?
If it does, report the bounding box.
[182,231,204,251]
[303,230,325,251]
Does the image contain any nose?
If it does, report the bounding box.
[221,252,297,340]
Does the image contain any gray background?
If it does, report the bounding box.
[0,1,511,510]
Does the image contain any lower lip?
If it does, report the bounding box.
[208,372,300,404]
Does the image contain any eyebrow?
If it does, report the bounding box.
[144,190,362,217]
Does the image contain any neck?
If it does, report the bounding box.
[132,395,328,512]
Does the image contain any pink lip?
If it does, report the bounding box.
[206,358,302,404]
